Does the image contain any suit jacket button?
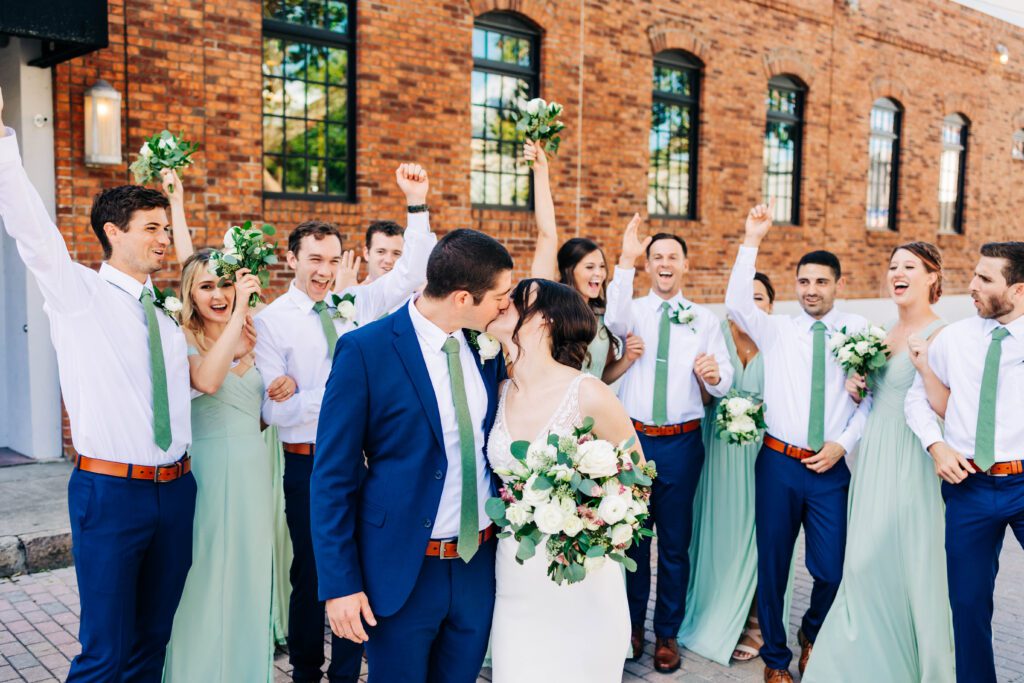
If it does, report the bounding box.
[434,470,443,479]
[423,519,432,528]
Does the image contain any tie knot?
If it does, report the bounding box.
[992,326,1010,342]
[442,337,461,355]
[660,301,671,312]
[811,321,827,332]
[140,288,153,303]
[312,300,327,313]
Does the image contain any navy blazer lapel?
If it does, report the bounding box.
[464,329,501,435]
[392,307,445,450]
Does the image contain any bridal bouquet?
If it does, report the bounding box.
[715,390,766,445]
[511,97,565,159]
[207,221,278,307]
[129,130,200,191]
[828,325,889,397]
[486,418,657,586]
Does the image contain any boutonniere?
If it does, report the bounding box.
[467,330,501,365]
[329,293,358,325]
[152,287,182,325]
[668,303,696,331]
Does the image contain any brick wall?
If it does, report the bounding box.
[47,0,1024,454]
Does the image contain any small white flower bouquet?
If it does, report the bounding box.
[486,418,657,585]
[467,331,501,364]
[329,292,357,324]
[511,97,565,160]
[715,390,766,445]
[129,130,199,191]
[828,325,890,397]
[207,221,278,307]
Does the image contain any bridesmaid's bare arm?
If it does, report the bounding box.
[578,376,645,463]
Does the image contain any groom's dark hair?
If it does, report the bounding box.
[423,229,513,304]
[90,185,170,259]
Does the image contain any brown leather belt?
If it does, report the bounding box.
[632,419,701,437]
[283,443,315,456]
[75,453,191,483]
[425,525,497,559]
[968,460,1024,476]
[764,435,817,461]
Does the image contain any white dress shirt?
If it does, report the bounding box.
[725,245,871,454]
[254,213,435,444]
[0,130,191,465]
[905,314,1024,461]
[605,267,734,424]
[407,299,492,539]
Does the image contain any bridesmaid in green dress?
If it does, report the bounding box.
[804,242,955,682]
[524,140,641,382]
[678,273,794,665]
[163,252,293,682]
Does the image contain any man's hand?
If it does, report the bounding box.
[396,163,428,205]
[622,333,644,362]
[335,250,361,293]
[929,442,972,484]
[743,201,774,248]
[266,374,296,402]
[804,442,846,474]
[160,168,183,200]
[326,592,377,644]
[617,213,650,269]
[693,352,721,386]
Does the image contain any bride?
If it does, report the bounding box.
[485,278,643,682]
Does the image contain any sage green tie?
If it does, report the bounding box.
[974,326,1010,472]
[312,301,339,358]
[807,321,827,451]
[442,337,479,562]
[652,302,671,426]
[140,289,172,451]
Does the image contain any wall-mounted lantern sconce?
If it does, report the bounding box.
[996,44,1010,66]
[84,80,121,165]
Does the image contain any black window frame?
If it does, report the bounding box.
[1013,129,1024,161]
[938,113,969,235]
[471,11,540,211]
[865,97,903,231]
[261,1,356,203]
[762,74,806,226]
[648,50,702,220]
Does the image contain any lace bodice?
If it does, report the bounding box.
[488,373,592,481]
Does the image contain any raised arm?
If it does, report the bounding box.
[254,314,326,428]
[525,140,558,280]
[188,271,261,394]
[160,168,194,265]
[725,203,778,350]
[0,94,91,313]
[604,213,649,338]
[579,377,646,464]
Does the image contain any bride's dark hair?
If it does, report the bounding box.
[509,278,598,370]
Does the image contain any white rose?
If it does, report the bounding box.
[730,415,757,434]
[139,143,153,158]
[336,299,356,321]
[828,332,846,352]
[609,523,633,547]
[505,502,533,527]
[869,325,886,339]
[557,495,576,516]
[158,135,174,151]
[562,514,584,537]
[629,498,648,518]
[525,97,546,115]
[533,501,566,535]
[548,464,574,483]
[583,555,606,573]
[162,296,182,313]
[598,495,629,525]
[576,440,620,479]
[476,332,501,361]
[854,340,871,356]
[206,259,220,276]
[837,347,853,364]
[726,397,753,417]
[526,440,556,470]
[521,473,552,506]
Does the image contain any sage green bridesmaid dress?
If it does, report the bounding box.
[164,365,275,682]
[678,320,793,666]
[803,320,954,682]
[582,317,611,380]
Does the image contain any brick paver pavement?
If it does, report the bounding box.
[3,532,1024,682]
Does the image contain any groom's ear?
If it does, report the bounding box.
[451,290,473,308]
[285,250,298,270]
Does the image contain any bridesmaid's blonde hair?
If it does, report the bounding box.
[179,248,220,353]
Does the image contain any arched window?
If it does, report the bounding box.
[938,113,969,234]
[262,0,354,199]
[763,75,806,225]
[648,51,702,218]
[866,98,903,231]
[471,12,539,208]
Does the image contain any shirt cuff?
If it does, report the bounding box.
[406,212,429,234]
[0,129,20,163]
[919,423,944,452]
[613,266,635,279]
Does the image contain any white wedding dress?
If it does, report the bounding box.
[487,373,630,683]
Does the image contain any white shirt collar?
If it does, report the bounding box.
[408,298,466,353]
[99,262,153,300]
[286,280,327,314]
[985,314,1024,340]
[798,307,841,332]
[645,289,686,311]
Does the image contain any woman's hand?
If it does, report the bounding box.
[232,268,262,315]
[524,139,548,172]
[907,334,931,373]
[160,168,183,201]
[845,373,866,403]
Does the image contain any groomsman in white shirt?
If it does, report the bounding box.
[605,216,733,674]
[361,220,404,285]
[905,242,1024,683]
[254,165,436,683]
[726,204,871,683]
[0,93,195,682]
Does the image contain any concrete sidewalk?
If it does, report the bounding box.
[0,462,73,578]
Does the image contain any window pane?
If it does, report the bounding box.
[263,116,283,155]
[938,117,967,233]
[265,0,350,34]
[763,81,804,224]
[866,100,900,230]
[648,56,700,218]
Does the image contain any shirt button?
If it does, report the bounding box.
[423,518,432,528]
[434,470,443,480]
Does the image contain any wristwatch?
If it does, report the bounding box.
[407,204,429,214]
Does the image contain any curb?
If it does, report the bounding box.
[0,529,73,578]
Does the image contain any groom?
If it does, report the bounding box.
[311,229,513,682]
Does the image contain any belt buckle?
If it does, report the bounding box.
[154,461,180,483]
[436,539,458,560]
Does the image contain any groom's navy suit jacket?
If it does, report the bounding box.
[311,304,504,617]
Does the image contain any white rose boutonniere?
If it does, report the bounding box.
[668,303,696,332]
[329,293,358,325]
[151,287,182,325]
[467,330,501,364]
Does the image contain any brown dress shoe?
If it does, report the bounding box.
[654,636,681,673]
[797,629,813,676]
[763,667,794,682]
[630,623,644,661]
